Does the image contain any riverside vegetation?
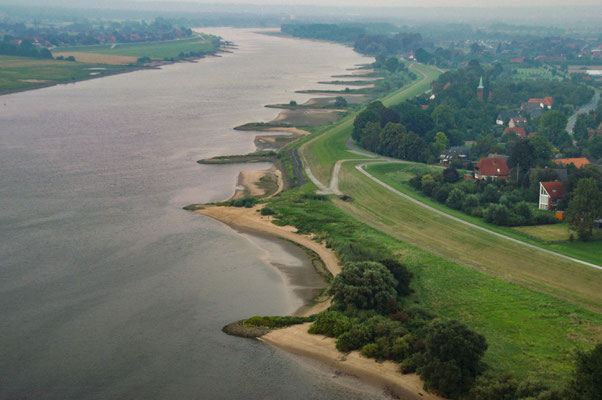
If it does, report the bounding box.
[214,56,601,398]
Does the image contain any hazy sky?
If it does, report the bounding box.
[132,0,601,7]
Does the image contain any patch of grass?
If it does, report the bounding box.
[0,55,129,93]
[513,223,572,242]
[54,35,217,60]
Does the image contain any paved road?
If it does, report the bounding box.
[567,89,600,133]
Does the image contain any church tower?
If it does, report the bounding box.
[477,76,484,101]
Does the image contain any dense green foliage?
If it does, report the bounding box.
[565,343,602,400]
[242,315,313,329]
[566,178,602,241]
[0,39,52,58]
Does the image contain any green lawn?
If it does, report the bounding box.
[0,55,129,93]
[56,35,216,59]
[364,162,602,266]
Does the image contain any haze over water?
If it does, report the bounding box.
[0,28,386,399]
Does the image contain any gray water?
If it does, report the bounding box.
[0,28,387,399]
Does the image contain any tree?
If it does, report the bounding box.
[353,101,384,141]
[377,122,406,156]
[328,261,398,313]
[587,135,602,160]
[385,57,400,73]
[421,174,436,195]
[565,178,602,241]
[417,320,488,398]
[432,104,456,132]
[434,131,449,154]
[539,111,569,147]
[565,343,602,400]
[446,188,465,210]
[529,135,554,166]
[378,258,413,297]
[508,139,535,169]
[573,115,589,143]
[334,96,348,107]
[443,167,460,183]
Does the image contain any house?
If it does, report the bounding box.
[527,96,554,109]
[510,57,525,63]
[528,131,538,138]
[474,157,510,180]
[588,128,602,138]
[509,117,527,128]
[504,127,526,138]
[440,146,471,166]
[539,181,563,210]
[553,158,591,168]
[496,110,520,125]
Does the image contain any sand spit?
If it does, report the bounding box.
[231,166,284,200]
[262,324,444,400]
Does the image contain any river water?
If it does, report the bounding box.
[0,28,387,399]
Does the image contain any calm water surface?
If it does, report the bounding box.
[0,28,390,399]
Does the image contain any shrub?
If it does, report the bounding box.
[565,343,602,400]
[434,185,451,203]
[446,188,466,210]
[336,324,373,352]
[462,194,480,212]
[417,320,488,398]
[409,174,423,190]
[328,261,399,313]
[243,315,311,329]
[421,174,436,195]
[514,202,533,224]
[361,343,379,358]
[469,373,518,400]
[308,311,352,337]
[485,204,511,226]
[400,353,420,374]
[377,258,413,297]
[260,207,276,216]
[443,167,461,183]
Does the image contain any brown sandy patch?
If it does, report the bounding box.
[271,109,344,126]
[52,52,137,65]
[196,205,341,279]
[231,166,283,200]
[261,323,443,400]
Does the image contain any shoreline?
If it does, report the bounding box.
[194,205,440,399]
[0,46,228,97]
[261,323,444,400]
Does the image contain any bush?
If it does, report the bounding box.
[443,167,461,183]
[434,185,451,203]
[469,373,518,400]
[485,204,511,226]
[421,174,436,195]
[446,188,466,210]
[417,320,488,398]
[377,258,413,297]
[514,202,533,224]
[336,324,373,352]
[328,261,399,313]
[308,311,351,337]
[260,207,276,216]
[462,194,480,212]
[400,353,420,373]
[565,343,602,400]
[409,174,423,190]
[361,343,379,358]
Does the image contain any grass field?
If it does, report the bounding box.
[268,186,602,384]
[0,55,129,93]
[364,163,602,266]
[54,36,216,63]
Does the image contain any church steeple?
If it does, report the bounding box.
[477,76,484,101]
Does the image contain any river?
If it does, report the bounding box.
[0,28,393,399]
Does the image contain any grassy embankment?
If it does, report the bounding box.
[53,35,216,62]
[265,62,602,383]
[364,163,602,266]
[0,35,218,94]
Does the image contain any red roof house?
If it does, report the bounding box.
[528,96,554,109]
[510,57,525,63]
[504,127,526,138]
[587,128,602,138]
[539,181,563,210]
[509,117,527,128]
[554,158,591,168]
[528,131,538,138]
[474,157,510,180]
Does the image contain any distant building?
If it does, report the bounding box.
[588,128,602,138]
[528,131,538,138]
[496,110,521,126]
[477,76,484,101]
[440,146,471,166]
[510,57,525,63]
[504,127,527,138]
[554,158,591,168]
[474,157,510,180]
[527,96,554,109]
[509,117,527,128]
[521,102,544,119]
[539,181,564,211]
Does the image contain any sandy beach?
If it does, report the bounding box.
[231,166,283,200]
[196,205,440,398]
[261,323,444,400]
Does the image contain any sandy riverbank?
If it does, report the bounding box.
[197,205,440,399]
[231,166,283,200]
[196,205,340,315]
[261,323,444,400]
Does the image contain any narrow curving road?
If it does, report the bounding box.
[355,161,602,271]
[567,89,600,134]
